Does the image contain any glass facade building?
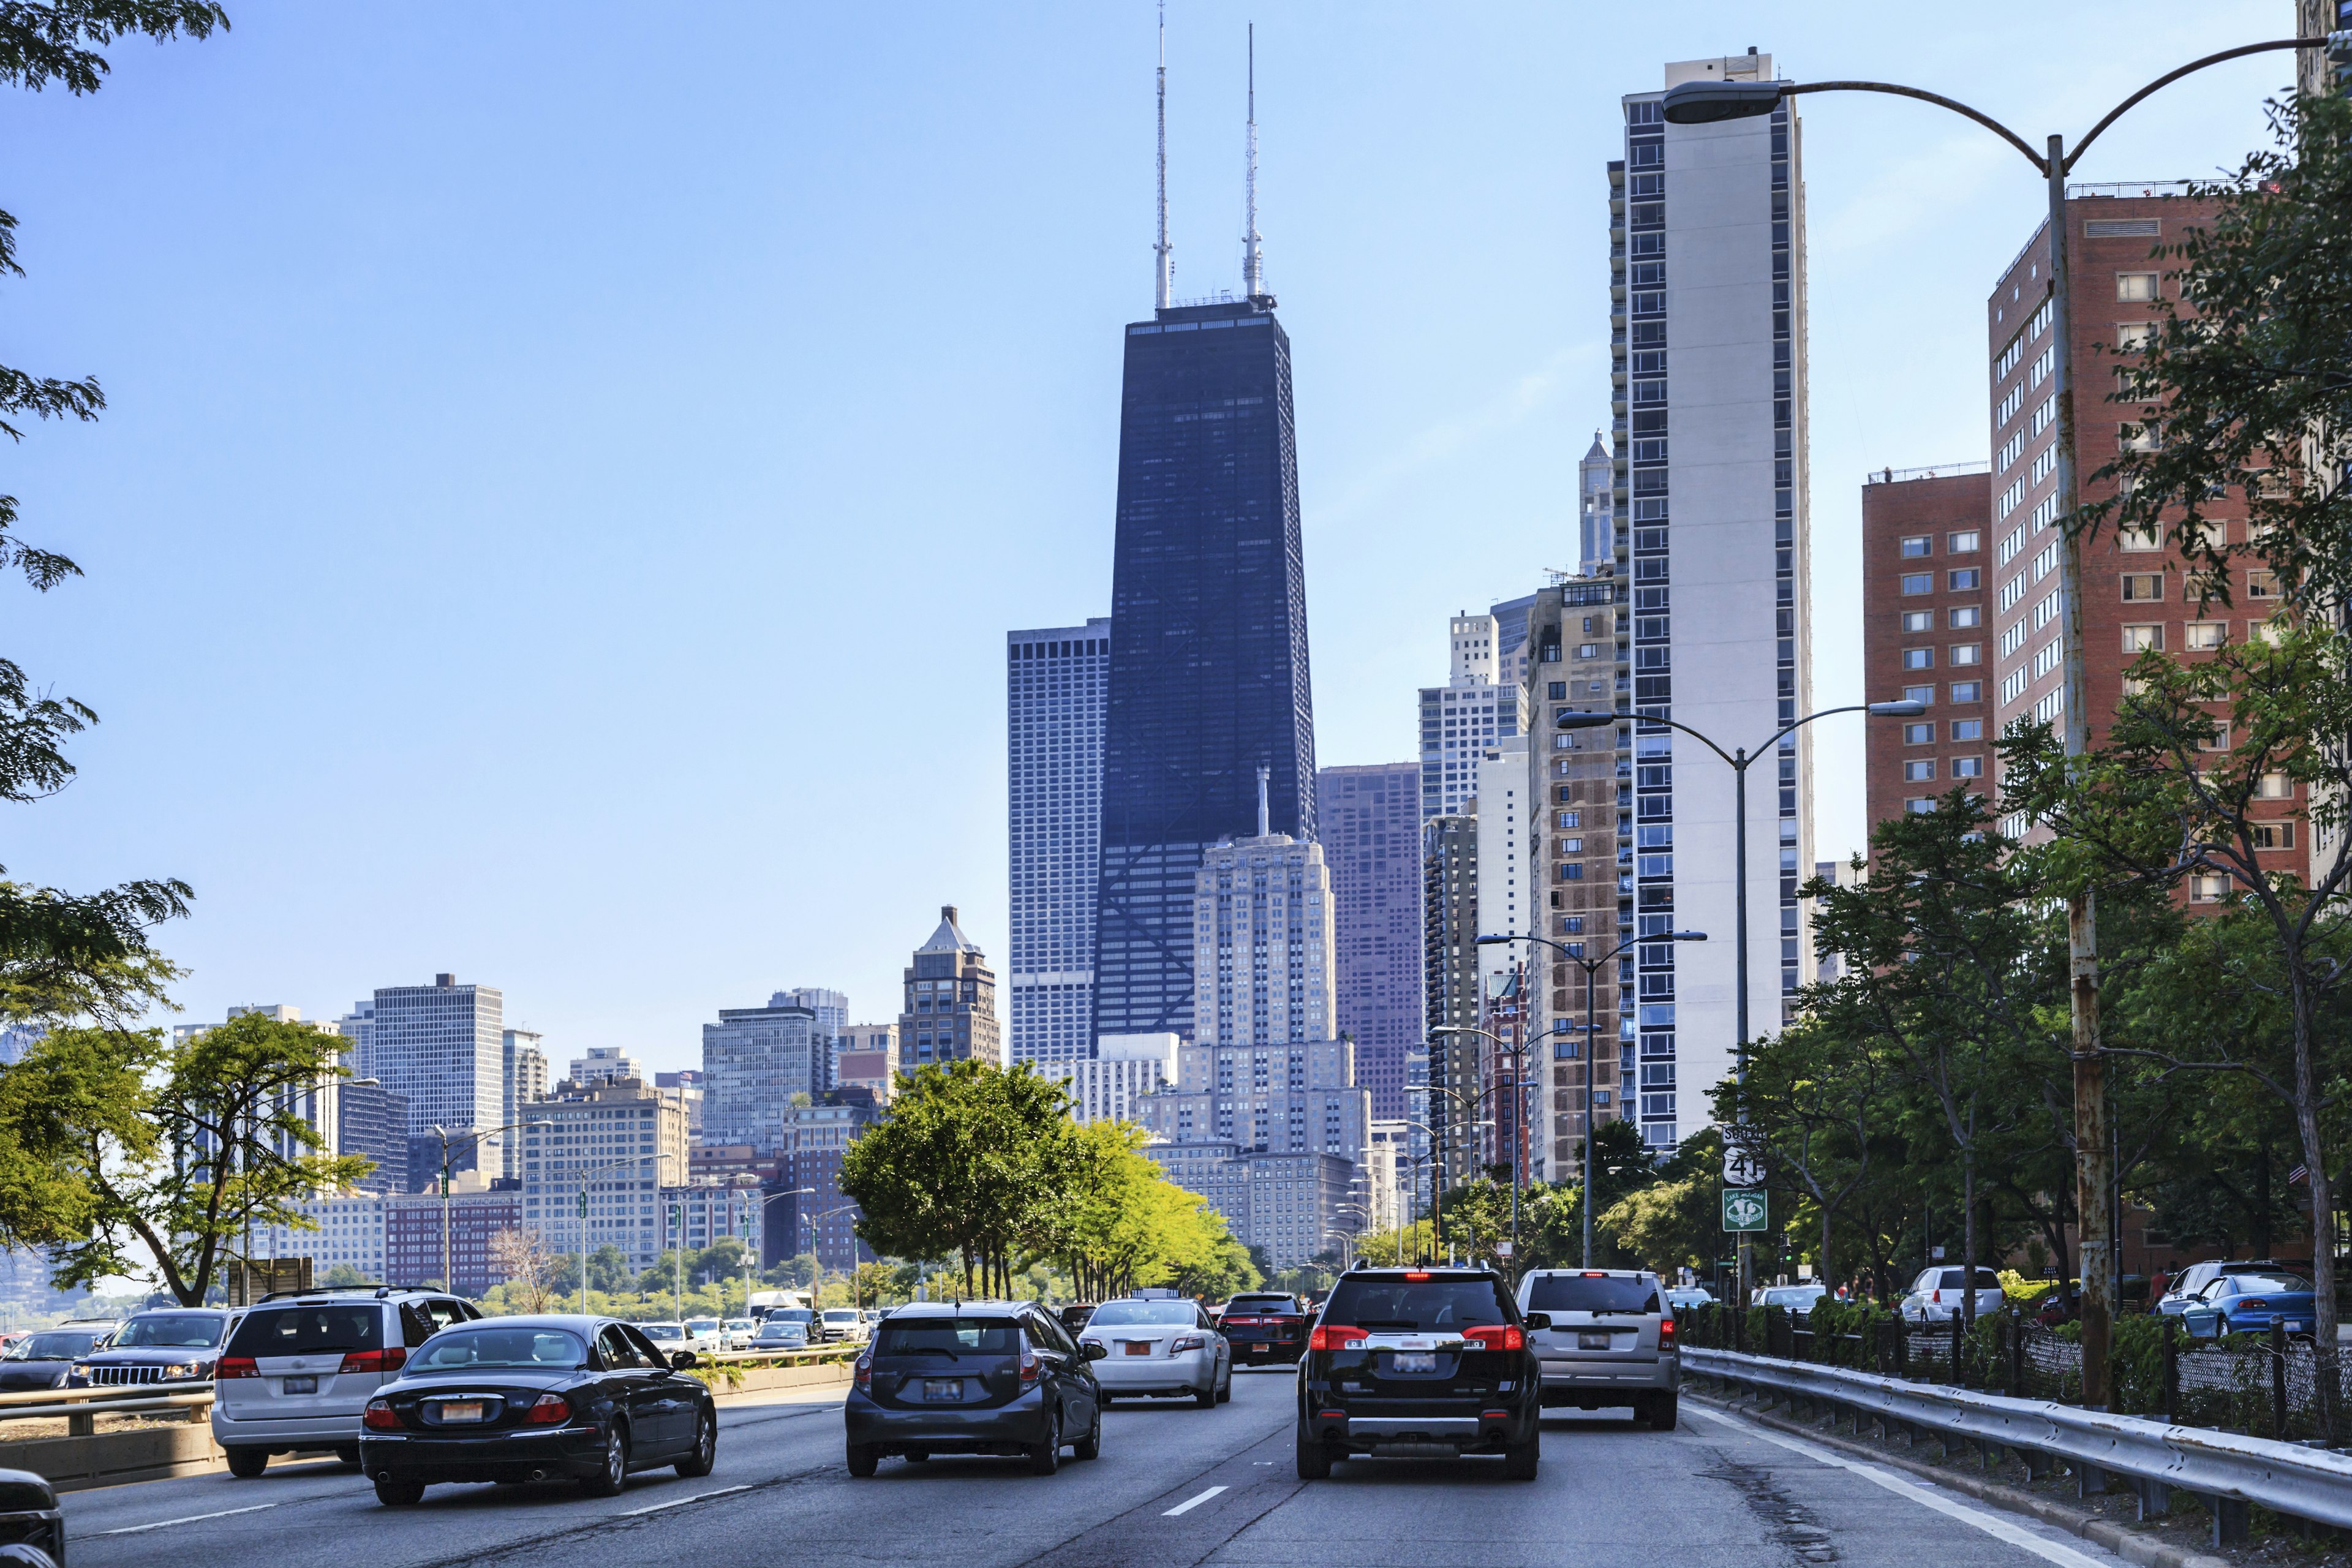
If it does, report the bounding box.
[1006,620,1110,1066]
[1318,762,1423,1120]
[1096,298,1316,1043]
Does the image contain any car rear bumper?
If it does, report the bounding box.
[844,1388,1052,1454]
[359,1426,605,1482]
[1533,1355,1676,1402]
[1230,1340,1303,1364]
[1300,1401,1537,1453]
[1093,1352,1216,1394]
[213,1407,369,1450]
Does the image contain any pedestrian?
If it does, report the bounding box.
[2147,1267,2169,1311]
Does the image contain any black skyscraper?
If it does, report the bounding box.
[1094,296,1316,1043]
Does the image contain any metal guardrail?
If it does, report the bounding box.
[1687,1346,2352,1547]
[0,1381,214,1434]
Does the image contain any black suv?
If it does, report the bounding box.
[1295,1267,1547,1480]
[1218,1293,1308,1365]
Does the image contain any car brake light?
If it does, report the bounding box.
[1659,1317,1676,1341]
[526,1392,571,1424]
[854,1355,872,1392]
[1308,1325,1365,1352]
[1403,1271,1430,1282]
[1932,1290,1942,1304]
[338,1347,406,1375]
[361,1398,400,1431]
[2241,1298,2269,1311]
[1020,1346,1041,1384]
[1463,1325,1524,1352]
[1583,1271,1607,1278]
[216,1357,258,1380]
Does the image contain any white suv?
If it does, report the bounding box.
[1898,1267,2005,1324]
[213,1287,478,1476]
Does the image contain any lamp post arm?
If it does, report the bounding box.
[2068,40,2331,170]
[1781,81,2042,169]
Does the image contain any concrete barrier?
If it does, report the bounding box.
[709,1361,852,1396]
[6,1422,228,1493]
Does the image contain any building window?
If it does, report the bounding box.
[2116,273,2159,303]
[1950,680,1981,703]
[1951,719,1983,741]
[2198,723,2232,753]
[1950,644,1981,666]
[2120,422,2160,453]
[1904,685,1934,706]
[1948,606,1980,629]
[1903,723,1932,745]
[1902,611,1931,633]
[2118,523,2163,551]
[2184,622,2228,650]
[2256,772,2291,799]
[2122,624,2163,653]
[1548,681,1567,699]
[1948,530,1981,553]
[2120,573,2165,601]
[2190,872,2231,902]
[1902,648,1933,669]
[1953,756,1985,778]
[2250,821,2295,851]
[1901,573,1932,595]
[2246,569,2278,600]
[1904,760,1936,782]
[2114,322,2154,350]
[1948,568,1981,591]
[1906,797,1936,814]
[1901,537,1932,558]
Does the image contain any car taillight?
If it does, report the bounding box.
[338,1348,406,1374]
[1226,1317,1259,1326]
[216,1357,258,1380]
[1020,1346,1041,1384]
[1932,1290,1942,1304]
[1404,1271,1430,1282]
[2241,1298,2269,1311]
[1582,1271,1607,1278]
[1659,1317,1676,1342]
[525,1392,570,1425]
[1463,1325,1524,1352]
[362,1398,400,1430]
[854,1355,872,1391]
[1170,1335,1206,1355]
[1308,1325,1365,1352]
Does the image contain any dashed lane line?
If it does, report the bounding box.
[1161,1484,1227,1516]
[97,1503,278,1536]
[619,1484,753,1517]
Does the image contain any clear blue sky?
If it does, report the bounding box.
[1,0,2296,1071]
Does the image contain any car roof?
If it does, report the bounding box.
[1525,1268,1650,1278]
[1338,1267,1504,1282]
[428,1314,605,1332]
[881,1300,1030,1319]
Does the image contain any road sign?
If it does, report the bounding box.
[1722,1189,1769,1232]
[1722,1148,1768,1187]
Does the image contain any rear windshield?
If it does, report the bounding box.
[766,1309,815,1324]
[115,1314,227,1349]
[1088,1302,1195,1327]
[227,1304,381,1357]
[7,1332,99,1360]
[1937,1270,2002,1289]
[639,1323,684,1340]
[1322,1278,1512,1333]
[1224,1297,1299,1314]
[874,1318,1020,1357]
[412,1327,586,1371]
[756,1321,806,1336]
[1526,1275,1660,1315]
[2226,1274,2311,1294]
[1762,1287,1824,1308]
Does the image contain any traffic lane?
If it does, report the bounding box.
[61,1391,852,1566]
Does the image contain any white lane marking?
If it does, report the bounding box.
[1692,1408,2113,1568]
[619,1484,752,1517]
[98,1504,278,1536]
[1162,1484,1228,1517]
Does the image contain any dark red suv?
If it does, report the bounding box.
[1218,1294,1309,1365]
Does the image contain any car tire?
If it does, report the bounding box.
[1194,1381,1217,1409]
[845,1442,878,1478]
[1295,1429,1332,1480]
[1503,1428,1540,1481]
[579,1426,628,1498]
[1216,1373,1232,1404]
[1029,1414,1061,1476]
[1650,1392,1679,1431]
[225,1447,268,1479]
[1072,1411,1101,1461]
[335,1446,361,1469]
[372,1472,425,1507]
[675,1408,717,1477]
[905,1449,930,1462]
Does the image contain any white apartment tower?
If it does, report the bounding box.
[1610,52,1812,1147]
[1419,612,1529,820]
[1474,736,1532,1010]
[1006,620,1110,1066]
[1191,769,1336,1049]
[367,974,508,1168]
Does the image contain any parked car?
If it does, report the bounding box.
[1518,1268,1679,1428]
[69,1306,235,1387]
[1077,1296,1231,1406]
[1295,1267,1545,1480]
[1752,1284,1828,1313]
[750,1318,810,1351]
[721,1318,759,1349]
[1898,1268,2003,1325]
[844,1300,1105,1476]
[1216,1292,1310,1366]
[2180,1271,2318,1340]
[0,1469,62,1565]
[2157,1260,2289,1317]
[0,1323,117,1393]
[213,1287,478,1477]
[360,1316,716,1505]
[821,1309,866,1344]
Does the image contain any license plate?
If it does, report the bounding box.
[922,1379,962,1402]
[1578,1332,1611,1349]
[281,1376,316,1395]
[1250,1343,1268,1353]
[438,1401,486,1423]
[1389,1352,1437,1373]
[1123,1342,1152,1356]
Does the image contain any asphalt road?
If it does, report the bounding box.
[59,1371,2143,1568]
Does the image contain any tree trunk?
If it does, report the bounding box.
[1820,1202,1833,1294]
[1961,1148,1978,1337]
[2256,1144,2275,1258]
[960,1245,974,1300]
[2292,973,2339,1440]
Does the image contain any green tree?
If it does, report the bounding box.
[0,1012,371,1303]
[1716,1014,1889,1287]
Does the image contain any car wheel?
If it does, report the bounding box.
[905,1449,930,1462]
[335,1445,361,1469]
[675,1408,717,1478]
[1295,1428,1332,1480]
[845,1442,878,1478]
[579,1425,628,1498]
[1072,1410,1101,1461]
[1029,1414,1061,1476]
[225,1447,268,1480]
[1194,1381,1217,1408]
[1503,1428,1540,1481]
[1216,1373,1232,1405]
[372,1472,425,1507]
[1649,1392,1679,1431]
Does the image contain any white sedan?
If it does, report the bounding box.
[1079,1297,1231,1407]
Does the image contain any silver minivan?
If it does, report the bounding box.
[1515,1268,1678,1429]
[213,1288,478,1476]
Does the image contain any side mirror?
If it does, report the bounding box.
[671,1351,699,1370]
[1522,1312,1551,1332]
[1082,1343,1108,1361]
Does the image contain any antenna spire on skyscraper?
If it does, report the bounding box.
[1243,21,1267,304]
[1155,1,1172,310]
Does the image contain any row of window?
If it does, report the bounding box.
[1902,720,1983,744]
[1901,569,1981,594]
[1900,644,1981,669]
[1902,607,1980,631]
[2121,570,2277,601]
[2120,621,2287,654]
[1894,682,1984,706]
[1898,530,1981,557]
[1902,756,1985,780]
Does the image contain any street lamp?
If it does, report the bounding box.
[748,1187,815,1313]
[1430,1023,1545,1279]
[1658,27,2340,1409]
[804,1204,860,1310]
[1480,930,1704,1268]
[429,1118,553,1294]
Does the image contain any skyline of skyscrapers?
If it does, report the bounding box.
[1007,620,1110,1068]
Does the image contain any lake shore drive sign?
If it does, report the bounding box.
[1722,1189,1768,1232]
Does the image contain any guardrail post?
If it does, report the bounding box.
[2019,1446,2049,1481]
[2078,1456,2109,1497]
[2211,1495,2250,1547]
[67,1410,93,1437]
[2271,1321,2289,1440]
[2130,1475,2171,1521]
[1896,1322,1909,1379]
[2162,1317,2178,1425]
[2008,1316,2024,1397]
[1951,1311,1966,1387]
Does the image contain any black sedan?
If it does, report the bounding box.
[0,1328,113,1393]
[358,1316,717,1506]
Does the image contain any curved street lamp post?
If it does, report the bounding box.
[429,1118,554,1294]
[1659,28,2342,1406]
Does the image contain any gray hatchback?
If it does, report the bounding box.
[845,1302,1107,1476]
[1515,1268,1678,1429]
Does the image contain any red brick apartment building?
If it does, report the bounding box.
[1863,467,1993,835]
